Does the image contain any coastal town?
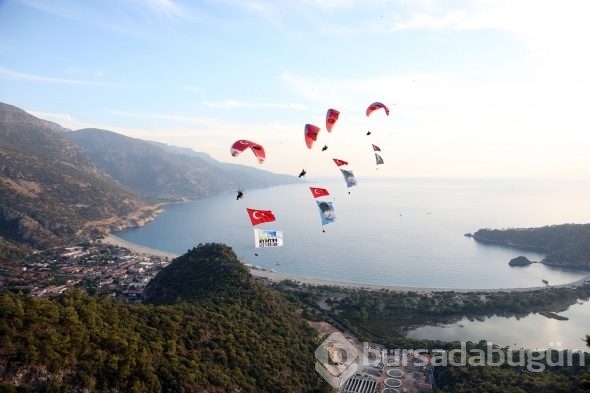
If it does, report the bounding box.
[0,235,278,303]
[0,236,173,302]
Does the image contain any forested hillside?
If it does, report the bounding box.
[471,224,590,268]
[0,244,331,392]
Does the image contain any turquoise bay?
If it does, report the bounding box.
[116,177,590,289]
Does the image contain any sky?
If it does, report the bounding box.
[1,0,590,180]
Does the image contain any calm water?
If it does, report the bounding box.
[407,301,590,350]
[116,178,590,289]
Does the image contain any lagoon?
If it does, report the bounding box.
[407,300,590,350]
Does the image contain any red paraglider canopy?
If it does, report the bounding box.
[304,124,321,149]
[326,109,340,133]
[366,102,390,117]
[230,140,266,164]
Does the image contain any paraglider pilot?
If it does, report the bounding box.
[236,190,244,200]
[298,169,307,178]
[322,145,328,151]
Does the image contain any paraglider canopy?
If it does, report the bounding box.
[366,102,390,117]
[326,109,340,132]
[304,124,321,149]
[375,153,384,165]
[230,140,266,164]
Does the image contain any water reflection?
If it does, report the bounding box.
[407,301,590,350]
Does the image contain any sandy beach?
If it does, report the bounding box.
[250,267,590,294]
[100,234,179,260]
[100,234,589,294]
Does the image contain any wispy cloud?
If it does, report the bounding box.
[29,111,93,130]
[139,0,186,19]
[390,10,470,31]
[220,0,285,27]
[388,1,590,78]
[18,0,190,38]
[201,99,307,110]
[0,65,119,86]
[109,110,235,127]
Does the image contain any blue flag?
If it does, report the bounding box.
[317,201,336,225]
[340,169,358,188]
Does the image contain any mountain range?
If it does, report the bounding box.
[0,102,298,249]
[64,128,297,201]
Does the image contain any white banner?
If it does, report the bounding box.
[254,229,284,248]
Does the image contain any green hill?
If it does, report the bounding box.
[471,224,590,268]
[0,244,331,392]
[143,243,255,304]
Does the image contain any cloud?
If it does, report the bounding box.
[109,110,231,127]
[18,0,190,38]
[28,111,94,130]
[386,0,590,97]
[139,0,186,19]
[0,65,119,86]
[280,70,410,112]
[390,10,469,31]
[201,99,307,110]
[388,1,590,65]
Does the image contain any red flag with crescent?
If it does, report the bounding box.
[309,187,330,198]
[333,158,348,167]
[246,208,276,226]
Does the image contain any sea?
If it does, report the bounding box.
[116,177,590,290]
[116,178,590,349]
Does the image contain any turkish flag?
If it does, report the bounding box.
[333,158,348,167]
[372,144,381,152]
[246,208,276,226]
[309,187,330,198]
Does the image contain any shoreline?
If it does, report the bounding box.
[100,234,590,294]
[100,234,179,260]
[249,269,590,294]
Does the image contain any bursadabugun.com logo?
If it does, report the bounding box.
[315,332,359,388]
[315,334,587,386]
[364,341,585,372]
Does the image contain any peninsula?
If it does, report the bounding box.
[468,223,590,269]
